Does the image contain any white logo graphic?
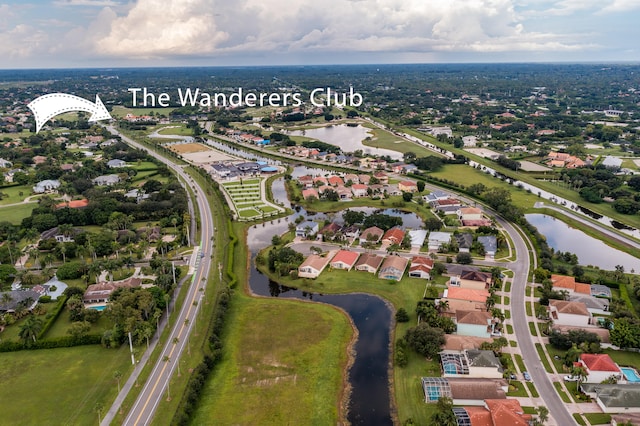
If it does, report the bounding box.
[28,93,112,133]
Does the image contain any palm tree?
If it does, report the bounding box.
[436,299,449,314]
[113,370,123,392]
[19,315,43,344]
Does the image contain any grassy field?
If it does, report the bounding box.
[157,125,193,137]
[0,345,132,425]
[190,296,353,425]
[360,123,443,158]
[583,413,612,425]
[394,353,441,425]
[430,164,540,209]
[0,202,37,224]
[110,105,176,118]
[0,185,37,205]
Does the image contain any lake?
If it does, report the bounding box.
[525,213,640,272]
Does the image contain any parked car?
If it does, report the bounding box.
[523,371,531,381]
[564,375,578,382]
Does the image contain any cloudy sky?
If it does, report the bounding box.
[0,0,639,68]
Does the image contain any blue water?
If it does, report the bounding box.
[88,305,106,311]
[621,367,640,382]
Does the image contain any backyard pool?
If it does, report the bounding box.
[621,367,640,383]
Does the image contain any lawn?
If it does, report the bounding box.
[529,321,538,336]
[0,184,36,205]
[506,380,528,397]
[553,381,571,403]
[110,105,176,118]
[0,202,37,224]
[0,345,133,425]
[573,413,587,425]
[394,353,441,425]
[360,123,443,158]
[604,348,640,367]
[583,413,611,425]
[429,164,540,209]
[190,296,353,425]
[535,343,554,373]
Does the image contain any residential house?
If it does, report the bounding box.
[357,174,371,185]
[350,184,368,198]
[107,159,126,168]
[298,175,314,188]
[313,176,328,186]
[602,156,623,169]
[458,207,483,221]
[443,335,494,352]
[0,290,40,312]
[578,354,624,384]
[458,270,492,289]
[354,253,384,273]
[382,227,405,245]
[443,287,489,304]
[455,310,494,338]
[408,230,427,250]
[33,179,61,194]
[384,184,402,196]
[55,199,89,209]
[302,188,319,201]
[408,256,433,279]
[378,255,408,281]
[295,221,319,238]
[581,384,640,414]
[591,284,613,299]
[32,155,47,165]
[424,190,450,204]
[344,174,359,184]
[40,226,79,243]
[359,226,384,245]
[298,253,333,279]
[434,199,462,215]
[373,171,389,184]
[330,250,360,271]
[398,180,418,193]
[318,222,341,241]
[551,274,591,295]
[548,299,592,326]
[477,235,498,259]
[456,233,473,253]
[335,186,352,199]
[93,174,121,186]
[455,399,533,426]
[83,278,142,306]
[342,225,360,240]
[0,158,12,168]
[421,377,507,405]
[428,231,452,251]
[440,349,504,378]
[327,175,344,186]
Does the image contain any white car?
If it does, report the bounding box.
[564,375,578,382]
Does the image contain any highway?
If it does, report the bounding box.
[105,126,216,426]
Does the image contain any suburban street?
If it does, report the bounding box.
[103,126,216,426]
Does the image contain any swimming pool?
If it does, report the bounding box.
[621,367,640,383]
[88,305,107,311]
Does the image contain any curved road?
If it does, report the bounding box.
[105,125,216,426]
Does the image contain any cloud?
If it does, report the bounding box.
[53,0,122,6]
[89,0,588,60]
[0,24,49,58]
[600,0,640,13]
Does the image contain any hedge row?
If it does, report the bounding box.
[37,295,68,340]
[0,334,102,353]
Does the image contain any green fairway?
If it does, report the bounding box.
[0,345,133,425]
[110,105,176,118]
[361,123,444,158]
[191,296,353,425]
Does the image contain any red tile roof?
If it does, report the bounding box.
[330,250,359,267]
[580,354,620,372]
[411,256,434,268]
[382,227,405,244]
[485,399,532,426]
[445,287,489,303]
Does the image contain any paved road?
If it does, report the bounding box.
[104,126,216,426]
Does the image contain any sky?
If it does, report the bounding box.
[0,0,639,69]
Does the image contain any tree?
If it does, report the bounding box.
[19,315,43,344]
[402,192,413,202]
[404,324,445,359]
[113,370,123,392]
[67,320,91,339]
[430,397,457,426]
[416,181,425,193]
[395,308,410,323]
[535,406,549,425]
[456,252,472,264]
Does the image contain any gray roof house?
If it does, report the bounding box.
[455,233,473,253]
[0,290,40,312]
[581,383,640,413]
[93,174,121,186]
[296,221,319,238]
[107,159,126,168]
[477,235,498,259]
[0,158,13,168]
[33,179,61,194]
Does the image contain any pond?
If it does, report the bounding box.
[525,213,640,272]
[288,124,403,160]
[246,215,393,425]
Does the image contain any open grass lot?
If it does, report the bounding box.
[429,164,539,209]
[0,345,132,425]
[157,125,193,136]
[190,296,353,425]
[0,202,37,224]
[394,353,441,425]
[361,123,443,158]
[604,348,640,367]
[0,184,37,205]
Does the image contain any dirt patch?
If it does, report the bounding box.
[167,143,210,154]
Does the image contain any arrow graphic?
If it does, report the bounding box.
[27,93,112,133]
